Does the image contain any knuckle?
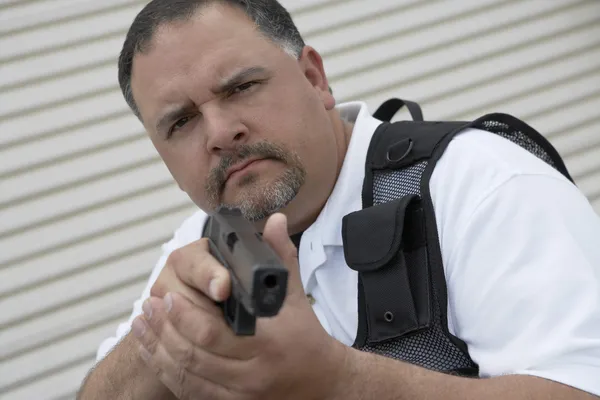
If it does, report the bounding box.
[178,388,192,400]
[174,364,193,400]
[144,354,163,379]
[149,365,161,381]
[166,248,183,268]
[168,304,184,327]
[196,237,210,249]
[143,334,159,354]
[194,321,217,347]
[176,362,188,387]
[149,318,166,339]
[154,365,166,380]
[151,251,182,298]
[150,270,172,298]
[167,372,186,400]
[179,344,196,370]
[195,239,217,266]
[150,282,165,298]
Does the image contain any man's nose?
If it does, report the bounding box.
[204,108,248,154]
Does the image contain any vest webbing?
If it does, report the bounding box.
[342,99,573,376]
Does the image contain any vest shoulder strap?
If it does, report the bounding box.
[344,118,479,376]
[362,120,468,208]
[373,98,425,122]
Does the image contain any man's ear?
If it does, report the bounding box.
[299,46,335,110]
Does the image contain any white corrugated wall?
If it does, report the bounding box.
[0,0,598,398]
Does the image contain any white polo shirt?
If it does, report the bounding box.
[97,102,600,396]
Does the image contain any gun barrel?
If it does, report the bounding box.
[202,207,288,317]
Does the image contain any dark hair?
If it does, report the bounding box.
[118,0,306,119]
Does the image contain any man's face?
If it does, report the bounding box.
[131,3,344,231]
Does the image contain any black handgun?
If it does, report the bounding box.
[202,206,288,335]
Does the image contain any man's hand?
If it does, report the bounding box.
[131,213,349,399]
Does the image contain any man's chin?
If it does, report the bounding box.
[221,190,297,222]
[216,165,304,221]
[221,173,279,205]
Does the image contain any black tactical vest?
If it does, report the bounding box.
[342,98,574,376]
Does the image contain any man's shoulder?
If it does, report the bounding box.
[430,126,570,205]
[428,126,575,266]
[444,126,567,181]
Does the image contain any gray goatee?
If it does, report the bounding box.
[204,141,306,221]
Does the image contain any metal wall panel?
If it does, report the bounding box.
[1,1,598,398]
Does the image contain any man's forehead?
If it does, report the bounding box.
[133,41,270,98]
[131,5,279,123]
[135,4,277,79]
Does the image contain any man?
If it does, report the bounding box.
[78,0,600,399]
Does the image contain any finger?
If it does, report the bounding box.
[150,260,208,308]
[131,313,179,384]
[141,296,250,389]
[166,292,259,360]
[143,295,220,345]
[261,213,303,300]
[131,313,236,400]
[171,239,231,302]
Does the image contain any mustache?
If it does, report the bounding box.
[204,141,290,198]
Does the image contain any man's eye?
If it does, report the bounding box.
[167,116,191,138]
[232,81,257,94]
[174,116,190,129]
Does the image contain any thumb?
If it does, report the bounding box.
[261,213,304,299]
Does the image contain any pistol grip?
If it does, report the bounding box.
[221,295,256,336]
[205,238,257,336]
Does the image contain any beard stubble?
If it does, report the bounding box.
[204,141,306,221]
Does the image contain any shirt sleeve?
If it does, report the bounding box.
[446,173,600,396]
[95,210,207,362]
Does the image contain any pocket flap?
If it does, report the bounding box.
[342,194,419,272]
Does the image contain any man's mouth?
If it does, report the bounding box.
[224,158,267,182]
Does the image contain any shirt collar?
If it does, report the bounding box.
[313,101,383,247]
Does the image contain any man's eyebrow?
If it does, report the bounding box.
[213,66,269,94]
[154,67,269,134]
[155,105,190,135]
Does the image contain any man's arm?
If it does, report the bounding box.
[334,349,599,400]
[77,211,208,399]
[128,211,599,400]
[77,333,176,400]
[124,200,600,399]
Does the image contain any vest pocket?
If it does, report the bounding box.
[342,194,431,344]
